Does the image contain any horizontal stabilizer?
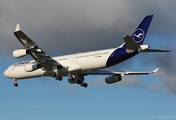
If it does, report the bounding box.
[123,35,171,53]
[123,35,140,50]
[140,49,171,52]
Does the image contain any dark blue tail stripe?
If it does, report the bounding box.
[106,48,138,67]
[106,15,153,67]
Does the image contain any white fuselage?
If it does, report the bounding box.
[4,15,163,87]
[4,48,117,79]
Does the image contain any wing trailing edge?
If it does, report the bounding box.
[84,68,159,76]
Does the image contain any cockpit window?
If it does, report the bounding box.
[13,61,31,67]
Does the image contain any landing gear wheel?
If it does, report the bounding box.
[77,80,81,84]
[55,76,59,80]
[83,83,88,88]
[13,83,18,87]
[58,76,63,81]
[52,73,56,78]
[80,83,88,88]
[55,76,63,81]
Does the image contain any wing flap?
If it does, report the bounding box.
[84,70,114,75]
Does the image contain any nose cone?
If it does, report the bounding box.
[4,69,11,78]
[4,70,8,77]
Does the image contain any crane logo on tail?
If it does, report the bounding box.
[132,28,145,43]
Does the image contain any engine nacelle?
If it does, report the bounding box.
[105,75,122,84]
[68,75,84,84]
[24,64,41,72]
[13,49,29,58]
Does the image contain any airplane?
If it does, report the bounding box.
[4,15,170,88]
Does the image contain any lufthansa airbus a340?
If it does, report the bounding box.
[4,15,170,87]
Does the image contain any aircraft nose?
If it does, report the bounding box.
[4,69,10,78]
[4,70,8,77]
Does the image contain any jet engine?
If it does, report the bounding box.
[13,49,29,58]
[24,64,42,72]
[105,75,122,84]
[68,74,76,84]
[68,74,88,87]
[68,75,84,84]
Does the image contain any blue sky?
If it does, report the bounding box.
[1,0,176,120]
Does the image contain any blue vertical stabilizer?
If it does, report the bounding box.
[130,15,153,45]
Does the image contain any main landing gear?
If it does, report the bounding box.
[52,72,88,88]
[68,75,88,88]
[13,79,18,87]
[52,73,63,81]
[76,79,88,88]
[80,82,88,88]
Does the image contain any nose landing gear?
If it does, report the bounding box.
[13,79,18,87]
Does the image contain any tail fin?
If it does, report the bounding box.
[130,15,153,45]
[122,15,171,53]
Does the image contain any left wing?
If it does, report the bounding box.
[14,24,63,70]
[84,68,159,76]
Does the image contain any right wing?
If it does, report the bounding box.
[84,68,159,76]
[14,24,63,71]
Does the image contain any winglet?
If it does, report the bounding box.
[15,24,20,32]
[152,68,159,73]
